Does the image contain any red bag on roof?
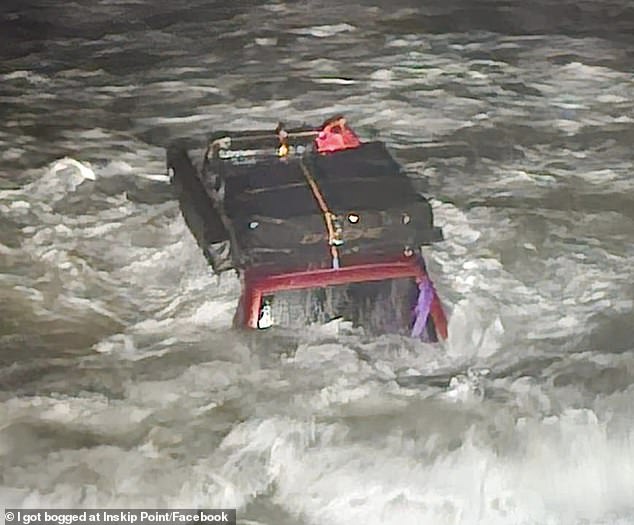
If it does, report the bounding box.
[315,116,361,153]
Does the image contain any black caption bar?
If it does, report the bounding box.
[4,510,236,525]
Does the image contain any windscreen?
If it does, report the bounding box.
[259,278,420,336]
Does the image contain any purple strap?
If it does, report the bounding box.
[411,279,434,338]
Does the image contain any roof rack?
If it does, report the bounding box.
[206,126,320,161]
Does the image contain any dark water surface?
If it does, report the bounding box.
[1,1,633,523]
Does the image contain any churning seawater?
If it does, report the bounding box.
[1,1,633,523]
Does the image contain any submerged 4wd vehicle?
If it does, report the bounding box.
[167,116,448,341]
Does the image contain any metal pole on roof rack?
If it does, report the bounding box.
[298,157,342,270]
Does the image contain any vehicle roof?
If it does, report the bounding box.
[221,142,422,219]
[203,135,440,271]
